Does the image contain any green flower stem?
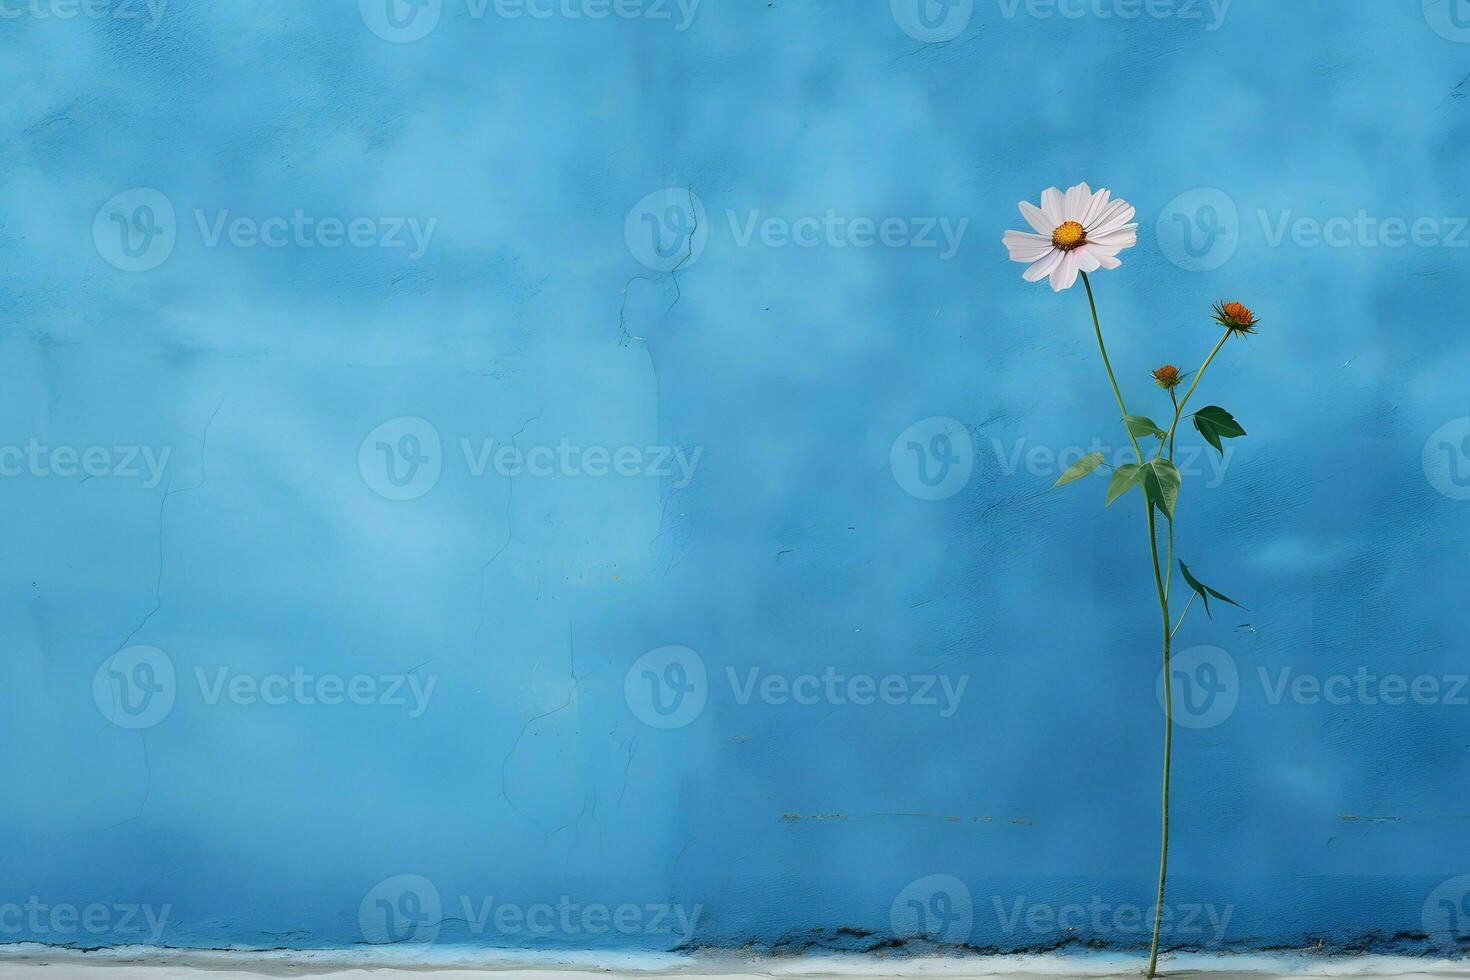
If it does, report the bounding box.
[1163,329,1233,448]
[1079,272,1172,979]
[1165,390,1178,602]
[1160,331,1229,610]
[1170,592,1197,639]
[1146,325,1234,978]
[1168,389,1179,459]
[1164,522,1175,603]
[1144,507,1171,980]
[1081,272,1144,463]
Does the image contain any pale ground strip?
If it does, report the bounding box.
[0,947,1467,979]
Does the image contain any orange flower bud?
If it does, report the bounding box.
[1212,301,1258,335]
[1152,365,1182,390]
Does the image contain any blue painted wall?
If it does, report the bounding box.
[2,0,1469,958]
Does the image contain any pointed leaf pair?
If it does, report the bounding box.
[1141,457,1181,521]
[1178,560,1247,619]
[1104,458,1181,519]
[1101,457,1180,515]
[1193,406,1246,455]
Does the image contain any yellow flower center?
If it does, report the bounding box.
[1051,220,1086,251]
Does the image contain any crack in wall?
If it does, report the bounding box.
[498,622,582,843]
[472,406,544,654]
[96,399,224,834]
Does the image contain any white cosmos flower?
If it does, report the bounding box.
[1002,183,1138,292]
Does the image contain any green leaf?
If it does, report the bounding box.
[1192,406,1247,455]
[1178,560,1247,619]
[1105,464,1143,506]
[1124,415,1167,441]
[1141,458,1181,520]
[1053,452,1106,489]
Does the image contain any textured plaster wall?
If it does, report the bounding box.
[1,0,1469,958]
